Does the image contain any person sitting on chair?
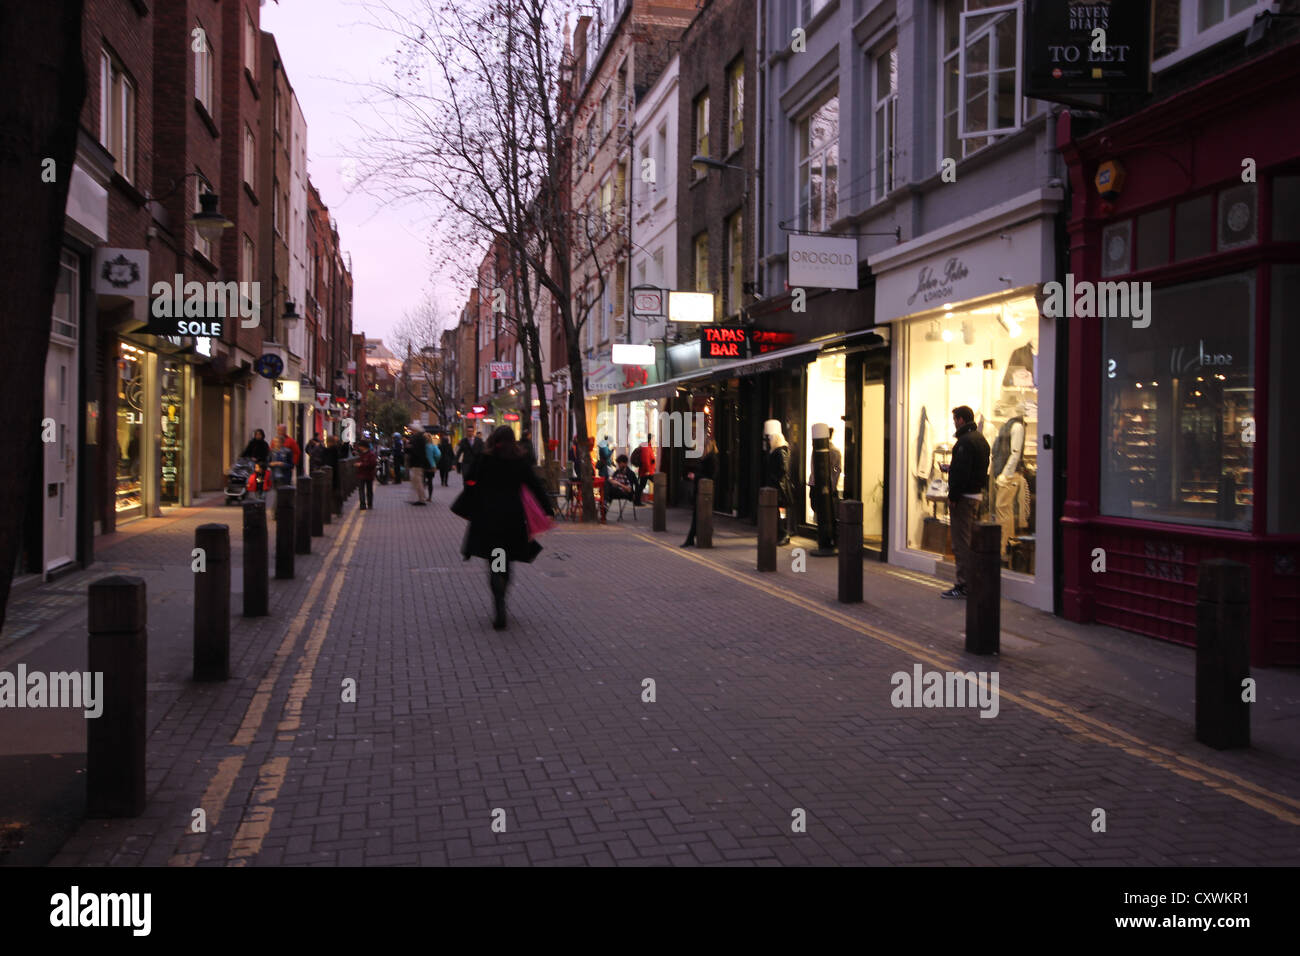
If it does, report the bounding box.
[605,454,637,518]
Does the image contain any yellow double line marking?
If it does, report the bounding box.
[169,506,364,866]
[634,530,1300,827]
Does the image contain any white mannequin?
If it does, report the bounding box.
[994,399,1028,555]
[998,415,1026,481]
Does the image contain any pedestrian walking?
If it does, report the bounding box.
[424,432,440,499]
[324,435,342,499]
[275,424,301,476]
[269,436,294,487]
[454,425,555,630]
[245,461,274,500]
[631,433,656,506]
[355,440,377,510]
[241,429,269,464]
[390,432,405,483]
[520,428,536,465]
[681,440,719,548]
[407,427,429,505]
[942,405,991,599]
[456,435,473,476]
[438,434,455,486]
[305,434,325,472]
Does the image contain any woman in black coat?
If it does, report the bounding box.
[438,435,454,485]
[241,429,269,464]
[459,425,556,630]
[681,440,719,548]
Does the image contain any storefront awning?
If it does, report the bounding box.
[607,381,677,405]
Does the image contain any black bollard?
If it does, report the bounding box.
[310,469,326,535]
[276,486,295,579]
[87,575,147,818]
[194,524,231,680]
[243,500,269,617]
[320,466,334,525]
[837,499,863,603]
[965,523,1001,655]
[757,487,777,572]
[296,474,313,553]
[1195,559,1251,750]
[696,478,714,549]
[652,473,667,532]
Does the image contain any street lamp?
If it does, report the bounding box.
[187,190,234,242]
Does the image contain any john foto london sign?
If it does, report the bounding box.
[907,257,969,308]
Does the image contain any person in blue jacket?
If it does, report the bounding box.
[424,432,441,500]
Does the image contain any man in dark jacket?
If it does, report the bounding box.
[406,427,429,505]
[942,405,991,599]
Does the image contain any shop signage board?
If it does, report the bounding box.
[93,247,150,297]
[489,361,513,380]
[1023,0,1152,100]
[274,379,300,402]
[315,393,331,411]
[701,326,749,359]
[667,291,715,323]
[787,235,858,289]
[632,288,665,316]
[751,329,797,354]
[612,342,656,365]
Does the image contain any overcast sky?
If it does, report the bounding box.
[260,0,466,345]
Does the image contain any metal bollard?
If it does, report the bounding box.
[311,469,326,534]
[87,575,147,818]
[296,475,313,553]
[965,523,1001,655]
[652,473,667,532]
[837,499,863,603]
[243,500,269,617]
[194,524,231,680]
[1195,559,1251,750]
[320,465,334,525]
[276,486,295,579]
[757,487,777,572]
[696,478,714,549]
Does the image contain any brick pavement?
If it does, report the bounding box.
[7,476,1298,866]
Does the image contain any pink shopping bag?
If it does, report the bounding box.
[521,486,554,539]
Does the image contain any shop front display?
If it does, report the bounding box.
[904,295,1041,575]
[160,359,187,505]
[115,342,145,519]
[803,352,846,526]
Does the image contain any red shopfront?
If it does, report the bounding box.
[1058,46,1300,667]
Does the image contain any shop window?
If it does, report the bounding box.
[906,297,1040,573]
[1100,272,1255,530]
[116,344,145,516]
[1217,183,1257,250]
[1136,208,1170,272]
[798,93,839,230]
[1273,175,1300,242]
[873,45,898,203]
[160,361,184,505]
[1101,220,1132,277]
[804,353,846,526]
[1269,265,1300,533]
[1173,194,1212,261]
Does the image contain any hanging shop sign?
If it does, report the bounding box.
[469,404,488,417]
[1023,0,1152,100]
[341,418,356,443]
[315,393,331,411]
[254,354,284,379]
[503,413,521,422]
[93,247,150,297]
[787,235,858,290]
[632,288,665,317]
[611,343,656,365]
[299,384,316,407]
[751,329,797,354]
[489,361,513,380]
[701,325,749,359]
[668,291,715,324]
[273,379,299,402]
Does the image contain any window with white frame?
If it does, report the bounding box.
[942,0,1022,162]
[193,173,214,260]
[241,235,255,313]
[798,92,839,231]
[99,50,136,182]
[244,124,255,186]
[800,0,831,24]
[638,141,652,203]
[600,282,610,341]
[873,45,898,203]
[273,179,281,234]
[194,21,213,112]
[1152,0,1269,66]
[245,11,257,78]
[655,122,668,194]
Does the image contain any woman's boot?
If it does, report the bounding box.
[490,571,508,630]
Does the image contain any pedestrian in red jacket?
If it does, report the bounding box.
[355,440,378,510]
[246,462,274,497]
[275,424,301,472]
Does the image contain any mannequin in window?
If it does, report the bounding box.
[992,399,1030,557]
[763,419,795,546]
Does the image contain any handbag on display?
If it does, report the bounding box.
[521,486,554,539]
[925,477,950,502]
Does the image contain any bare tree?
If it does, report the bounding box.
[0,1,86,627]
[392,297,455,427]
[354,0,604,519]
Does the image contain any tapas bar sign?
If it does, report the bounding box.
[700,326,749,359]
[1023,0,1152,99]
